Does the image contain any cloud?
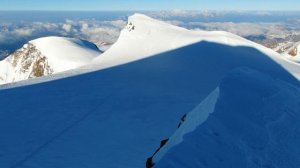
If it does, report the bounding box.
[60,19,126,44]
[80,22,89,31]
[148,10,300,19]
[1,12,300,57]
[78,21,121,45]
[148,10,222,19]
[13,28,34,36]
[165,20,184,26]
[31,22,59,30]
[62,23,72,32]
[188,22,290,38]
[107,20,127,29]
[0,18,127,52]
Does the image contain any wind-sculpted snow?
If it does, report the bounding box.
[93,14,300,81]
[154,68,300,168]
[0,40,300,168]
[1,14,300,168]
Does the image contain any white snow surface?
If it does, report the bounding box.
[153,87,220,163]
[31,36,101,72]
[92,14,300,79]
[154,68,300,168]
[0,36,101,85]
[1,14,300,168]
[2,14,300,88]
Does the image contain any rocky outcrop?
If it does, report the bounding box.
[0,43,53,84]
[0,36,102,85]
[288,46,298,57]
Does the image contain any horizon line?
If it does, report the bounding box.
[0,9,300,12]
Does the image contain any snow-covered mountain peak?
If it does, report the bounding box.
[2,14,300,88]
[93,13,286,72]
[121,13,189,43]
[123,13,258,46]
[0,36,101,85]
[2,14,300,168]
[125,13,186,33]
[30,36,101,72]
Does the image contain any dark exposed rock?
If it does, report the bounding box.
[0,42,54,84]
[146,139,169,168]
[177,113,187,128]
[288,47,298,57]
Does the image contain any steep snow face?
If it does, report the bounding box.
[152,87,220,165]
[0,36,101,84]
[154,68,300,168]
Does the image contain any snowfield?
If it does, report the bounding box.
[1,14,300,168]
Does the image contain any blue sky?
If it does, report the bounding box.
[0,0,299,11]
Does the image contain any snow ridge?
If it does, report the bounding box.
[2,14,300,88]
[1,14,300,168]
[153,87,220,164]
[92,14,300,80]
[154,68,300,168]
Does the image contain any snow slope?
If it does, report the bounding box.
[0,36,101,84]
[0,14,300,168]
[93,14,300,79]
[2,14,300,89]
[154,68,300,168]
